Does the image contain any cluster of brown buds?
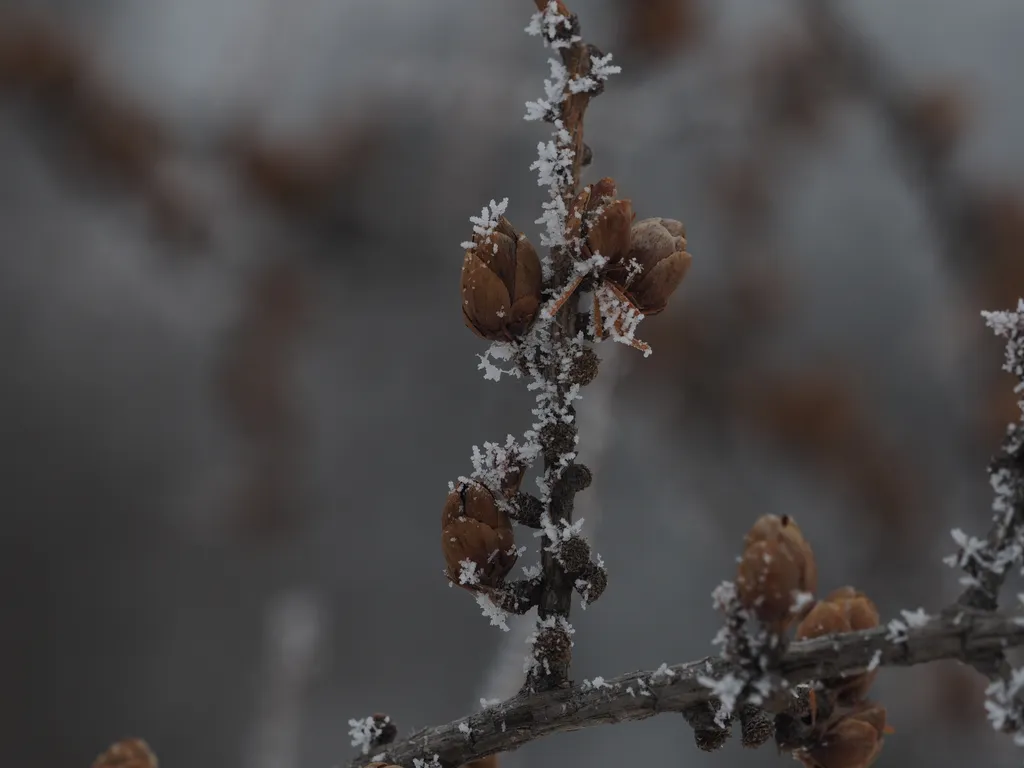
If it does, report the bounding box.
[784,589,889,768]
[713,515,890,767]
[548,177,692,354]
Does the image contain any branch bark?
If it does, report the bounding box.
[351,609,1024,768]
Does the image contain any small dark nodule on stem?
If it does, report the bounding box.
[490,579,544,615]
[528,624,574,691]
[569,346,600,387]
[739,704,774,749]
[559,535,591,574]
[683,702,732,752]
[575,561,607,604]
[510,492,545,528]
[540,422,578,464]
[581,143,593,167]
[562,463,592,492]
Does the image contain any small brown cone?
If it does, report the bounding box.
[800,702,888,768]
[92,739,157,768]
[797,587,880,702]
[736,514,817,633]
[442,482,517,589]
[461,217,542,341]
[611,217,691,315]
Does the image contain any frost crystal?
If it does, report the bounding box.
[985,667,1024,738]
[461,198,510,250]
[697,673,745,726]
[475,592,511,632]
[458,559,481,586]
[348,716,385,755]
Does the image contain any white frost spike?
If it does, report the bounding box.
[476,592,511,632]
[697,673,744,726]
[347,716,384,755]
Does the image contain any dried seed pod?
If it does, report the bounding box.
[461,217,543,341]
[92,739,158,768]
[799,702,889,768]
[736,514,817,633]
[442,481,517,589]
[796,587,880,702]
[609,217,692,315]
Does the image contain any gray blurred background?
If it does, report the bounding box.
[2,0,1023,766]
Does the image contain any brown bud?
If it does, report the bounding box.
[796,588,880,702]
[610,217,691,315]
[442,482,517,589]
[461,217,543,341]
[736,514,817,633]
[566,177,634,263]
[92,739,158,768]
[800,703,888,768]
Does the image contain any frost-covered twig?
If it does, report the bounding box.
[520,0,616,692]
[348,609,1024,768]
[950,303,1024,612]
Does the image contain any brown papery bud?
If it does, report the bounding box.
[609,217,691,315]
[799,702,888,768]
[92,739,158,768]
[736,514,817,633]
[566,177,635,264]
[461,217,543,341]
[796,587,880,702]
[442,481,517,590]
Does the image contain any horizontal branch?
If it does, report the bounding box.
[350,608,1024,768]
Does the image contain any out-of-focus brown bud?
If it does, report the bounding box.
[736,514,817,633]
[609,217,691,315]
[461,756,499,768]
[442,482,517,589]
[461,217,543,341]
[798,702,889,768]
[92,739,158,768]
[796,587,880,702]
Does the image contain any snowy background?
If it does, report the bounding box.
[2,0,1023,766]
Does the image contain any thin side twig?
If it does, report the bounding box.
[350,609,1024,768]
